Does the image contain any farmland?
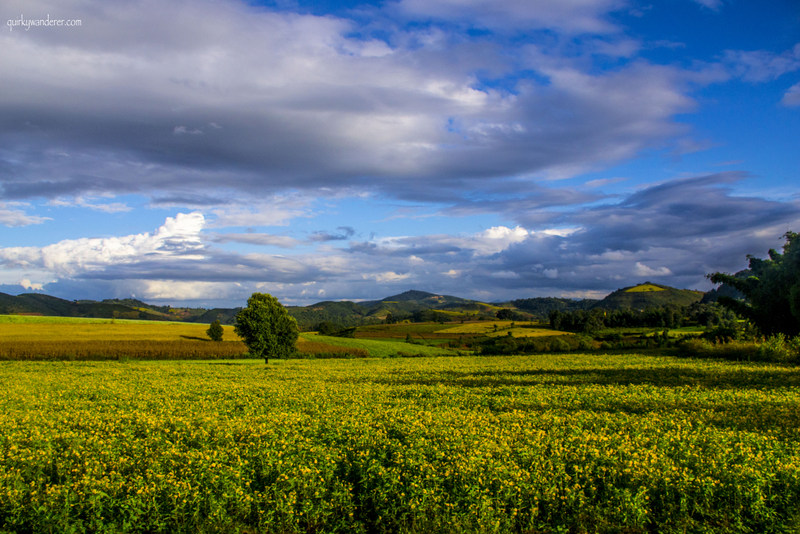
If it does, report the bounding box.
[1,353,800,532]
[0,315,404,360]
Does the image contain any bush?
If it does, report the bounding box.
[757,334,800,363]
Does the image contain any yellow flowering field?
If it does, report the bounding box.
[1,354,799,532]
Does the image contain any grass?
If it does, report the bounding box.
[0,314,186,325]
[625,283,666,293]
[0,354,799,532]
[0,320,238,342]
[306,333,458,358]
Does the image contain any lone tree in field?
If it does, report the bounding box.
[234,293,299,363]
[709,231,800,337]
[206,319,224,342]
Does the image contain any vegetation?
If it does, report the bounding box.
[594,283,704,310]
[1,354,799,533]
[549,302,733,333]
[207,320,224,342]
[710,231,800,337]
[507,297,595,319]
[235,293,299,364]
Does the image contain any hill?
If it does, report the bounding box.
[0,283,708,328]
[593,282,705,310]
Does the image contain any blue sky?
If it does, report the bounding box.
[1,0,798,307]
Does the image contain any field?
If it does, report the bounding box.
[1,354,799,532]
[625,284,667,293]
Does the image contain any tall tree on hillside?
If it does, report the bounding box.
[234,293,298,363]
[709,231,800,337]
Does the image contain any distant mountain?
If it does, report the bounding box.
[0,284,709,327]
[592,282,704,310]
[0,292,238,323]
[287,290,500,327]
[0,292,167,320]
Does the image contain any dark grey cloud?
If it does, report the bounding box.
[309,226,356,242]
[0,0,710,210]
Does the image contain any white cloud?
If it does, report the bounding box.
[363,271,412,283]
[140,280,232,300]
[474,226,530,254]
[724,44,800,82]
[633,262,673,277]
[210,199,310,228]
[782,82,800,107]
[0,212,206,276]
[49,197,132,213]
[0,203,51,227]
[212,233,302,248]
[19,278,45,291]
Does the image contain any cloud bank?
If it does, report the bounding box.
[0,0,798,305]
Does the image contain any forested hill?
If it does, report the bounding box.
[592,283,705,310]
[1,283,711,328]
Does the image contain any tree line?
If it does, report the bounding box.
[548,302,736,334]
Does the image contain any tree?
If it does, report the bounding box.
[496,308,514,320]
[234,293,299,363]
[206,319,224,342]
[709,231,800,337]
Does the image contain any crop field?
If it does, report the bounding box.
[0,316,404,360]
[1,354,799,533]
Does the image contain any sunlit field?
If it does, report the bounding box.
[1,354,799,532]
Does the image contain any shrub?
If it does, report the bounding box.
[757,334,799,363]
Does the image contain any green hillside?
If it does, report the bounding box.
[593,283,704,310]
[0,284,709,328]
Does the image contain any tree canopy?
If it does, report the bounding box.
[709,231,800,337]
[206,319,224,342]
[234,293,299,363]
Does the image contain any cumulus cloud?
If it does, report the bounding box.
[19,278,45,291]
[0,212,206,277]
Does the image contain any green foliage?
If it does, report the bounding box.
[206,319,224,342]
[509,296,597,318]
[478,334,589,355]
[495,308,514,320]
[234,293,299,363]
[678,335,800,364]
[710,231,800,337]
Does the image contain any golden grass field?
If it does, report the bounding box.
[625,283,666,293]
[0,316,376,360]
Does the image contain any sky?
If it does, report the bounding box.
[0,0,798,307]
